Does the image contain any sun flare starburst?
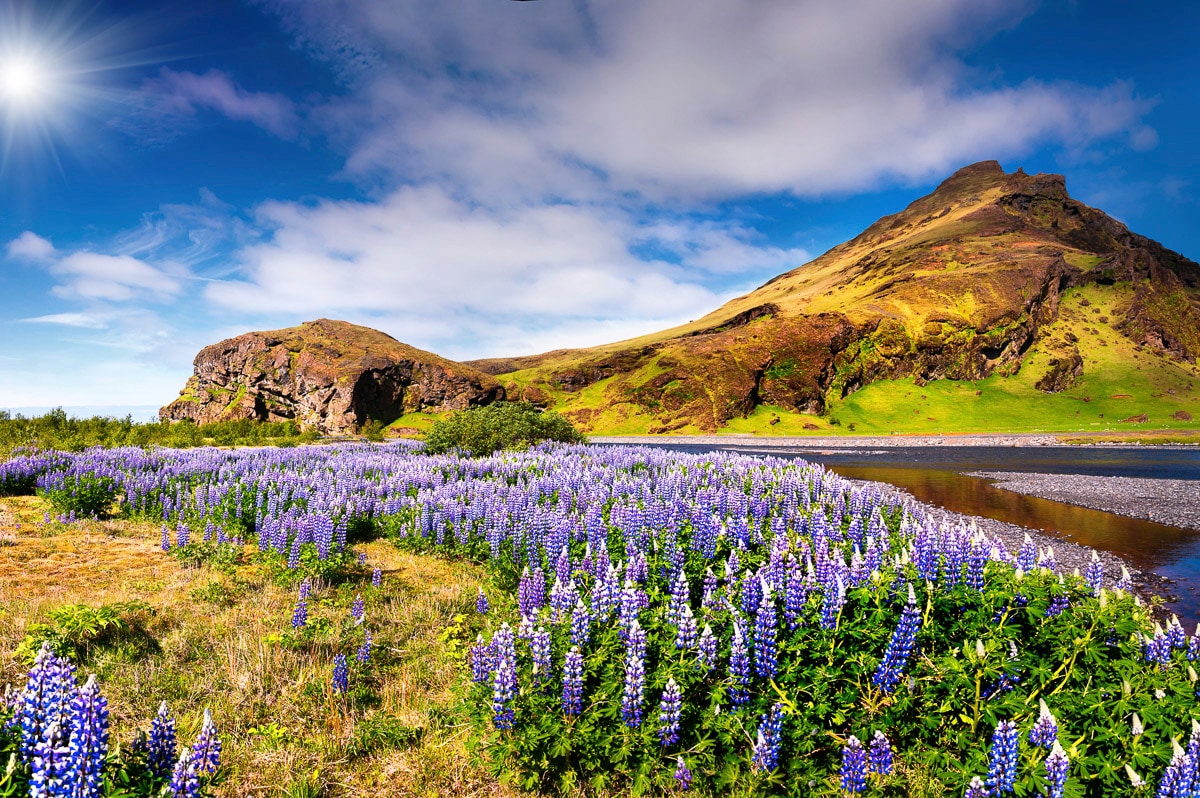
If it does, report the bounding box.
[1,56,45,105]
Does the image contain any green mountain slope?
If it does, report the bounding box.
[469,161,1200,434]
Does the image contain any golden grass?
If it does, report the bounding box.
[0,497,519,798]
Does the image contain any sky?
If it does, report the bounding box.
[0,0,1197,416]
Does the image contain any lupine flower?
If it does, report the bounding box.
[372,568,382,588]
[476,588,489,614]
[728,618,752,707]
[966,536,987,590]
[332,654,349,694]
[621,621,647,727]
[868,730,893,776]
[188,708,221,775]
[963,776,988,798]
[291,594,308,629]
[1045,593,1069,618]
[19,643,76,763]
[356,630,372,663]
[697,624,717,671]
[1044,741,1068,798]
[839,735,867,793]
[872,583,920,693]
[161,525,171,552]
[1028,699,1058,748]
[562,647,583,717]
[674,756,693,790]
[65,674,109,798]
[751,703,784,773]
[676,603,698,650]
[350,594,365,622]
[30,721,71,798]
[657,677,682,746]
[1085,551,1104,596]
[570,598,591,648]
[146,702,178,781]
[1168,616,1187,650]
[753,583,778,679]
[169,757,200,798]
[819,575,845,630]
[492,655,516,730]
[985,720,1019,795]
[470,635,492,683]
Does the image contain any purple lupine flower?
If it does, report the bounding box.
[1144,627,1172,669]
[872,583,920,693]
[372,567,382,588]
[146,701,178,781]
[1085,551,1104,596]
[728,618,752,707]
[657,677,682,746]
[570,598,591,648]
[169,757,200,798]
[1044,741,1068,798]
[561,646,583,717]
[161,525,171,552]
[470,635,492,683]
[19,643,76,763]
[1037,546,1058,572]
[29,722,71,798]
[752,703,784,773]
[868,730,893,776]
[476,588,489,615]
[350,594,365,622]
[291,594,308,629]
[697,624,717,671]
[985,720,1019,796]
[356,630,372,663]
[674,756,693,790]
[839,734,867,792]
[1045,593,1069,618]
[966,536,987,591]
[818,575,845,630]
[188,708,221,775]
[753,582,778,679]
[1158,750,1186,797]
[65,674,109,798]
[701,568,719,611]
[667,570,689,627]
[331,654,349,694]
[963,776,988,798]
[357,552,367,565]
[1028,699,1058,748]
[1016,534,1036,572]
[492,654,517,730]
[1168,617,1187,651]
[621,620,647,728]
[676,603,698,650]
[531,626,552,689]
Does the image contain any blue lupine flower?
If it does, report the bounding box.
[350,593,365,622]
[839,735,867,793]
[531,626,552,689]
[1085,551,1104,596]
[752,703,784,773]
[1144,627,1172,668]
[728,618,752,707]
[966,536,987,591]
[492,655,517,730]
[470,635,492,683]
[65,674,109,798]
[1016,534,1037,572]
[1044,741,1068,798]
[476,588,489,615]
[169,757,200,798]
[868,730,893,776]
[674,756,693,791]
[146,702,178,781]
[562,646,583,717]
[356,630,372,663]
[819,575,845,630]
[570,598,591,648]
[291,595,308,629]
[372,568,382,588]
[1168,617,1187,651]
[985,720,1019,796]
[872,583,920,693]
[676,603,697,650]
[697,624,717,671]
[188,708,221,775]
[621,620,647,728]
[29,722,71,798]
[963,776,988,798]
[657,677,682,746]
[1045,593,1069,618]
[332,654,349,694]
[753,582,778,679]
[161,525,171,552]
[19,643,76,763]
[1028,699,1058,748]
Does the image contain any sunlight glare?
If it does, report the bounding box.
[1,57,43,105]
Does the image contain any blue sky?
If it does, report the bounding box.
[0,0,1196,414]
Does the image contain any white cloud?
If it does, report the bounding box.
[6,231,56,261]
[49,252,182,302]
[21,312,112,329]
[128,68,300,139]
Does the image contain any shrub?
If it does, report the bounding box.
[15,601,156,663]
[423,402,585,456]
[40,472,119,518]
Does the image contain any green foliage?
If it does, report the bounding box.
[0,409,320,459]
[172,540,244,574]
[346,714,425,758]
[15,601,156,664]
[359,419,387,442]
[255,545,364,588]
[41,473,118,518]
[422,402,585,457]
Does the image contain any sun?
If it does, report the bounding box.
[0,56,44,105]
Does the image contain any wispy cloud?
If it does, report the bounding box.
[122,68,300,141]
[21,312,112,329]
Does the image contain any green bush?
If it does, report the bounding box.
[41,473,119,518]
[422,402,585,457]
[15,601,156,663]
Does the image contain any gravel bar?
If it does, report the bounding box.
[969,471,1200,532]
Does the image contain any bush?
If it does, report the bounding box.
[40,472,119,518]
[423,402,585,457]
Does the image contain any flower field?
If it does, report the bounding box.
[0,441,1197,796]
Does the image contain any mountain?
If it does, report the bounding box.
[471,161,1200,434]
[160,319,502,434]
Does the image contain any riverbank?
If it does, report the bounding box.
[970,471,1200,533]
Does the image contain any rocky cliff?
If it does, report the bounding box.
[480,161,1200,432]
[160,319,503,433]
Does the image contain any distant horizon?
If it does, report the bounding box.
[1,405,161,422]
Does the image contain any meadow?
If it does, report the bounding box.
[0,441,1197,797]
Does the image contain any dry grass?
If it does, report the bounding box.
[0,496,519,798]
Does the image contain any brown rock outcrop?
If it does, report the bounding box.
[160,319,503,433]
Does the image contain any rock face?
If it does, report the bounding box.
[160,319,503,433]
[477,161,1200,432]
